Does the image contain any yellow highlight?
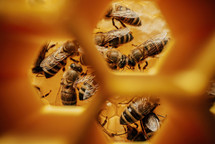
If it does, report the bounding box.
[41,105,85,115]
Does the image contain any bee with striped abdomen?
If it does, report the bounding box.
[119,96,160,140]
[32,40,79,78]
[105,4,142,28]
[59,63,83,105]
[95,27,134,48]
[97,96,161,141]
[128,35,169,70]
[120,96,160,125]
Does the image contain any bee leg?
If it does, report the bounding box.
[48,43,56,50]
[81,70,88,76]
[70,57,79,63]
[140,119,149,140]
[101,116,108,127]
[143,61,148,70]
[35,86,51,98]
[156,114,167,119]
[62,67,65,72]
[97,116,115,137]
[34,86,41,91]
[41,90,52,98]
[138,64,141,70]
[118,20,126,28]
[134,123,139,128]
[112,18,119,29]
[132,44,138,47]
[36,73,44,77]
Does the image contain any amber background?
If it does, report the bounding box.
[0,0,215,144]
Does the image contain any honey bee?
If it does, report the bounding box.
[119,96,160,140]
[32,40,79,78]
[95,27,134,48]
[104,49,127,70]
[128,36,169,70]
[78,74,99,101]
[120,96,160,125]
[98,110,160,141]
[60,63,83,105]
[105,4,142,28]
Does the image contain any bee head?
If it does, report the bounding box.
[106,50,119,63]
[108,63,117,70]
[64,40,79,54]
[70,63,83,73]
[95,34,105,46]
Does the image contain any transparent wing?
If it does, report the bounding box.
[40,46,69,68]
[104,28,130,43]
[96,45,109,55]
[111,10,138,19]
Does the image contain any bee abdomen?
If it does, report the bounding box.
[131,17,141,26]
[118,54,127,68]
[61,87,77,105]
[120,105,142,125]
[120,17,141,26]
[119,32,134,45]
[146,42,163,56]
[43,59,66,78]
[125,33,134,44]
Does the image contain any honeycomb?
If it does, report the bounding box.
[0,0,215,144]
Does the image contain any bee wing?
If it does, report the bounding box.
[152,32,168,41]
[137,39,154,48]
[104,28,130,44]
[144,113,160,132]
[96,46,109,55]
[40,46,69,68]
[111,10,138,19]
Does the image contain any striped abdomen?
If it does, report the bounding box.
[142,38,169,57]
[109,32,133,47]
[116,17,141,26]
[120,98,158,125]
[61,86,77,105]
[118,54,127,69]
[42,59,67,78]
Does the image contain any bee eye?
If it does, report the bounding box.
[70,63,75,69]
[77,67,83,73]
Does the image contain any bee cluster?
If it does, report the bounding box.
[31,0,170,142]
[94,2,169,142]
